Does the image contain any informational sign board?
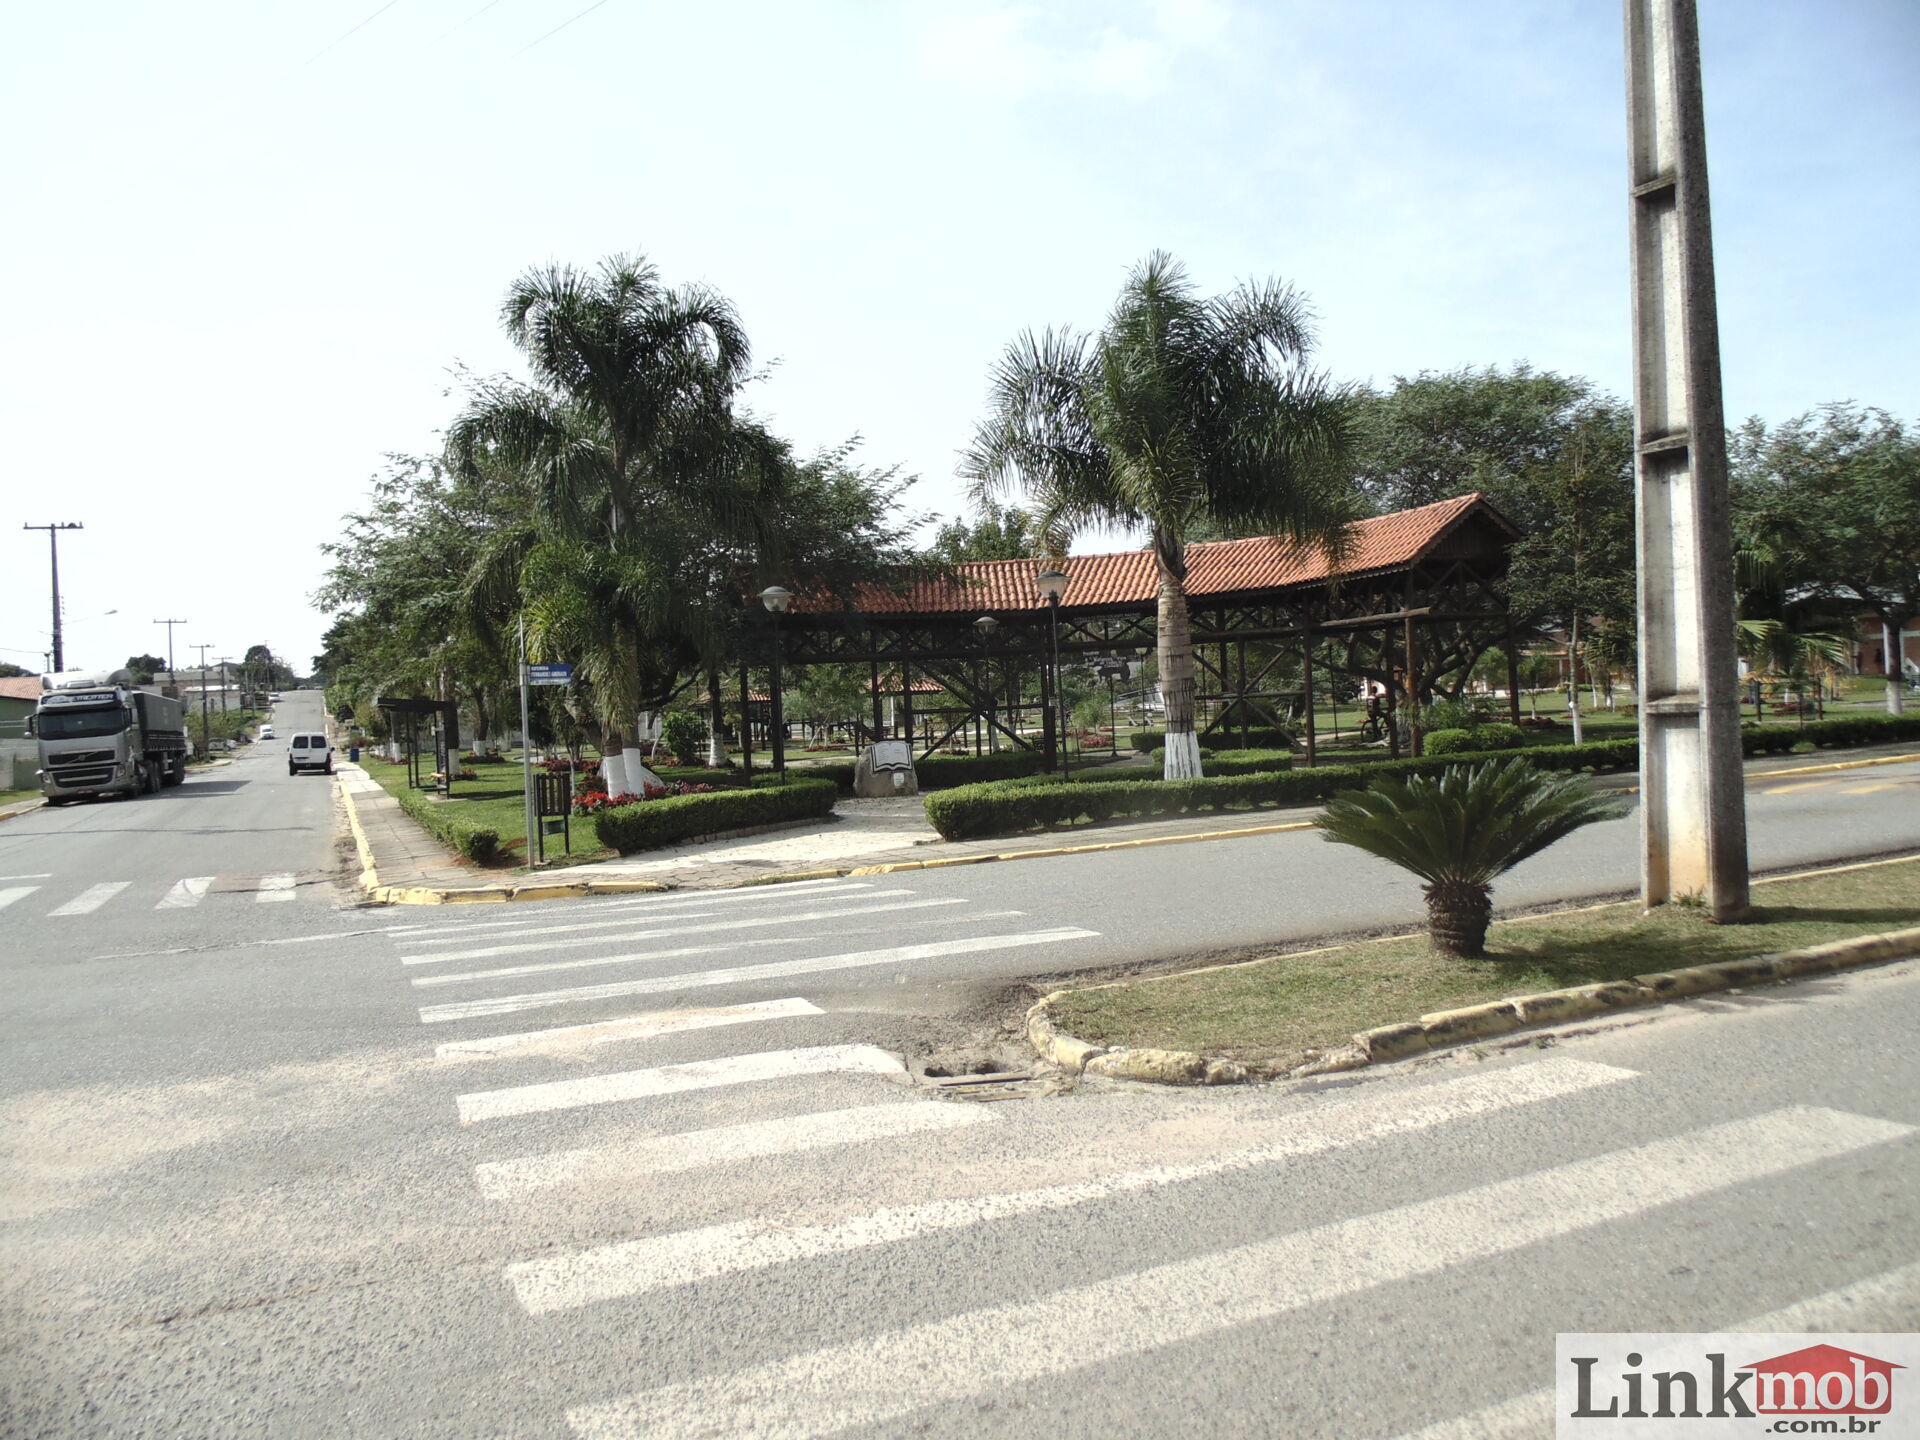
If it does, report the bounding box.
[527,663,574,686]
[868,740,913,772]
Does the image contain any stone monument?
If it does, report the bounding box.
[853,740,918,797]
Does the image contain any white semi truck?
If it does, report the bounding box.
[32,669,190,803]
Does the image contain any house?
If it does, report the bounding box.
[1742,1342,1902,1416]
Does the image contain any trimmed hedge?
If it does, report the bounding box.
[1740,714,1920,754]
[391,786,502,865]
[593,777,837,854]
[924,739,1640,841]
[797,750,1048,793]
[1147,746,1296,777]
[923,713,1920,841]
[1131,726,1293,754]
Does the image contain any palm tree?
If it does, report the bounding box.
[962,251,1357,780]
[1736,618,1848,722]
[1315,758,1629,957]
[445,254,756,758]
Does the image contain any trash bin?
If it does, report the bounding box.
[349,745,360,762]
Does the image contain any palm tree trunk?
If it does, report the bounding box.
[1154,533,1204,781]
[1424,879,1493,958]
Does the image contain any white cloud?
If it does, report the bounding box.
[916,0,1233,99]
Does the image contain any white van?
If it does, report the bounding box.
[288,733,334,775]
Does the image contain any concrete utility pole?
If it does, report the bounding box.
[24,523,82,673]
[154,618,187,691]
[191,643,213,753]
[1624,0,1749,920]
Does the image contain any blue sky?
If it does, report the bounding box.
[3,0,1914,676]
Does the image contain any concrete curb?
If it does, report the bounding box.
[0,797,46,823]
[1025,922,1920,1087]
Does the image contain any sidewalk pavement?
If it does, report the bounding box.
[335,743,1920,905]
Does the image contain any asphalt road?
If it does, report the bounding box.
[2,713,1916,1438]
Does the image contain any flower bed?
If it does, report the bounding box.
[572,780,718,816]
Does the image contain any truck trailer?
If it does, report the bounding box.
[32,669,190,802]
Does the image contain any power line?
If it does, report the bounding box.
[429,0,510,46]
[514,0,612,56]
[305,0,407,66]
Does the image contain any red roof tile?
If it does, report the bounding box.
[0,675,44,702]
[800,494,1513,617]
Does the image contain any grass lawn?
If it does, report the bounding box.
[1048,855,1920,1071]
[0,787,40,807]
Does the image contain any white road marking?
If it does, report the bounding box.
[457,1044,905,1124]
[255,873,298,903]
[0,886,41,911]
[410,937,798,989]
[383,879,868,937]
[436,997,825,1062]
[156,877,214,909]
[478,1100,993,1199]
[1389,1259,1920,1439]
[398,885,891,945]
[49,882,130,916]
[511,1059,1636,1312]
[417,927,1100,1024]
[400,897,958,967]
[0,874,52,880]
[562,1106,1913,1439]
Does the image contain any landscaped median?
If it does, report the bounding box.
[1027,855,1920,1084]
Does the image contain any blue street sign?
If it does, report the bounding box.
[527,663,574,686]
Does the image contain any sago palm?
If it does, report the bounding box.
[1315,758,1629,957]
[962,251,1357,780]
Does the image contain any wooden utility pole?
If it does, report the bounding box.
[1624,0,1749,919]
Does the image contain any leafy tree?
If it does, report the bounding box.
[1731,404,1919,714]
[1316,759,1629,957]
[926,502,1037,562]
[125,653,167,684]
[0,662,31,679]
[1351,365,1636,735]
[963,251,1356,779]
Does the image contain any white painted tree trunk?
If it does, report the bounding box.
[621,746,653,794]
[600,752,627,796]
[1157,569,1205,781]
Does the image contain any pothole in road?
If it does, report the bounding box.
[910,1043,1064,1102]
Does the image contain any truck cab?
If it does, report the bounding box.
[34,669,189,802]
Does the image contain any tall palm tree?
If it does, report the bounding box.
[1316,758,1629,957]
[962,251,1357,779]
[444,255,756,756]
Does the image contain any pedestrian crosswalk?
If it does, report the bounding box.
[386,876,1920,1440]
[0,873,311,916]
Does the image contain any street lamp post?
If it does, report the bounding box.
[1034,569,1070,780]
[759,586,793,781]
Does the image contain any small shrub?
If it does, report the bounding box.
[1147,746,1295,776]
[593,777,836,853]
[390,785,502,864]
[1421,728,1476,756]
[660,712,709,765]
[1473,721,1527,751]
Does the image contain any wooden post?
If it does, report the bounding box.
[1301,638,1317,768]
[1404,615,1423,758]
[1505,632,1524,725]
[738,666,753,776]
